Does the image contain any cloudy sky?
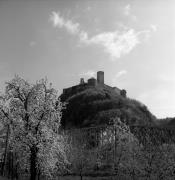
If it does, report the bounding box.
[0,0,174,118]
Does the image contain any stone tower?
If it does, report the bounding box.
[97,71,104,85]
[80,78,85,85]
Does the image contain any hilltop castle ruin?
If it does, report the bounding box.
[63,71,126,98]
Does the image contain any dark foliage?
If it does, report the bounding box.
[156,117,175,128]
[60,86,156,129]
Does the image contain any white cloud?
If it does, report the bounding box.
[150,24,157,32]
[85,29,140,60]
[124,4,131,16]
[50,12,80,35]
[29,41,36,47]
[86,6,92,11]
[79,70,96,78]
[115,70,127,78]
[123,4,137,21]
[112,70,127,86]
[50,11,153,60]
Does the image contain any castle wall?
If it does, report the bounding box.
[62,71,127,98]
[63,84,88,95]
[88,78,97,86]
[113,87,121,95]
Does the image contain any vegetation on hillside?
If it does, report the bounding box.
[156,117,175,127]
[60,86,156,129]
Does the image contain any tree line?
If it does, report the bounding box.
[0,76,175,180]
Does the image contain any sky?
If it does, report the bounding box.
[0,0,175,118]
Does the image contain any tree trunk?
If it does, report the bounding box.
[30,146,38,180]
[1,124,10,176]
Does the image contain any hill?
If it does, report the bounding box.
[156,117,175,128]
[60,85,156,129]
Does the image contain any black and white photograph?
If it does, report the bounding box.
[0,0,174,179]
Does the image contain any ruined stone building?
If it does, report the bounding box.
[62,71,127,98]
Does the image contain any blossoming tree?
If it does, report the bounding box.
[0,76,68,180]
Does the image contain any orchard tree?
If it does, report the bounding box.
[0,75,68,180]
[67,117,140,179]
